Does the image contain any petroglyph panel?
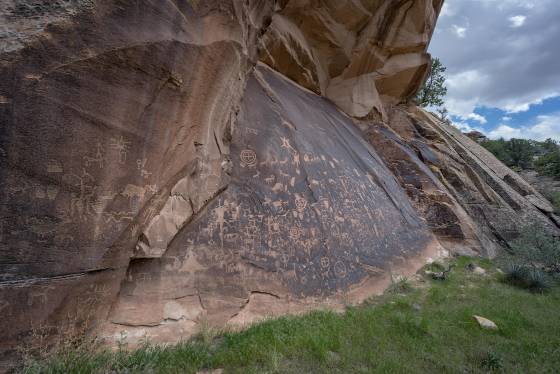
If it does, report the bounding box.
[150,66,434,298]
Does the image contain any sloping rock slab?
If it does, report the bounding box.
[102,64,439,344]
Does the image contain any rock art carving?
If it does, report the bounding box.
[1,1,557,369]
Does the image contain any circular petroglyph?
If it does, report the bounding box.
[295,196,307,212]
[289,226,301,239]
[333,260,347,279]
[240,149,257,167]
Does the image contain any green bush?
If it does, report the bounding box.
[480,351,504,371]
[503,262,552,293]
[501,224,559,292]
[510,225,560,270]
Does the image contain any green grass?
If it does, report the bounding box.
[23,257,560,373]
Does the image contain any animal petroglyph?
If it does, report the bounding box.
[27,286,54,306]
[280,136,297,154]
[245,127,259,136]
[121,184,146,201]
[104,211,134,224]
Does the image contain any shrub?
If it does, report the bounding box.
[387,276,412,294]
[509,224,560,271]
[503,263,552,293]
[501,225,559,292]
[480,351,504,371]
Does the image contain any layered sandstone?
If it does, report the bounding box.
[0,0,557,369]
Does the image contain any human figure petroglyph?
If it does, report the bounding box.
[225,262,241,274]
[136,158,152,179]
[92,283,111,298]
[68,168,98,221]
[109,135,131,164]
[83,142,106,169]
[137,272,153,282]
[213,200,227,248]
[129,223,140,239]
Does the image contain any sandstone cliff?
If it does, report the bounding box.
[0,0,557,368]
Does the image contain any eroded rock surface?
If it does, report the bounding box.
[99,65,438,345]
[0,0,557,369]
[259,0,443,118]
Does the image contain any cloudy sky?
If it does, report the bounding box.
[428,0,560,140]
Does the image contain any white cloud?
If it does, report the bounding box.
[502,93,559,113]
[487,113,560,140]
[502,116,512,121]
[452,24,467,38]
[509,15,527,27]
[451,119,483,134]
[429,0,560,119]
[487,125,522,139]
[440,3,453,17]
[467,113,488,124]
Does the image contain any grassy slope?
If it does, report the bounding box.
[24,257,560,373]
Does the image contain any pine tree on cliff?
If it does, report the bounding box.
[415,57,448,108]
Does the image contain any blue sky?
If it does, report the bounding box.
[428,0,560,140]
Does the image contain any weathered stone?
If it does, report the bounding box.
[473,315,498,330]
[0,0,558,370]
[97,64,440,346]
[258,0,443,117]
